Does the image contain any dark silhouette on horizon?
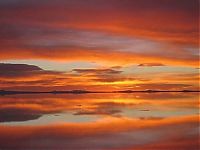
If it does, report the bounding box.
[0,89,199,96]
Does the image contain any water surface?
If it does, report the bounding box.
[0,93,199,150]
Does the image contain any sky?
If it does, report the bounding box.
[0,0,199,91]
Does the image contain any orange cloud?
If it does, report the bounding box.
[0,0,198,67]
[0,0,198,46]
[0,48,198,67]
[0,63,198,91]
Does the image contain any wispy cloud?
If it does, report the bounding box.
[138,63,165,67]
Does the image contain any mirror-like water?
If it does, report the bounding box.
[0,93,199,150]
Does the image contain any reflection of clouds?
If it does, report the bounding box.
[74,108,121,116]
[0,107,42,122]
[0,93,198,122]
[0,115,198,150]
[124,136,199,150]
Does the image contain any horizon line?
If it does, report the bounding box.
[0,89,199,95]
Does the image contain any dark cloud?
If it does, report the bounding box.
[0,63,41,71]
[73,68,122,75]
[138,63,165,67]
[0,63,63,78]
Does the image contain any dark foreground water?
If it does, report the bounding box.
[0,92,199,150]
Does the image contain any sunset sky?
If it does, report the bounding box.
[0,1,199,149]
[0,0,199,91]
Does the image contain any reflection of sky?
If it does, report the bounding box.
[0,93,198,150]
[0,93,198,126]
[3,113,100,126]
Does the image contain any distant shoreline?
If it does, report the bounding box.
[0,90,199,95]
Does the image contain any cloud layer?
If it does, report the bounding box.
[0,63,198,91]
[0,0,199,66]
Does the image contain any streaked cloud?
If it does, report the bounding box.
[0,63,198,91]
[138,63,165,67]
[0,0,198,67]
[73,68,122,75]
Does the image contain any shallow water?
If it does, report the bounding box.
[0,92,199,150]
